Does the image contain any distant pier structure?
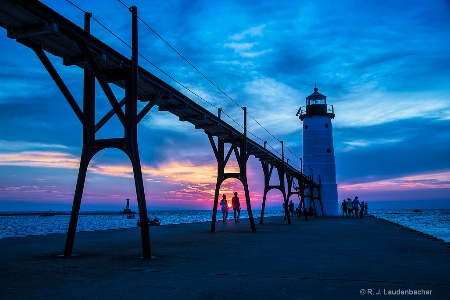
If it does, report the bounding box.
[121,198,132,214]
[297,87,338,215]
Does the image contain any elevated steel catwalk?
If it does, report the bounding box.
[0,0,317,186]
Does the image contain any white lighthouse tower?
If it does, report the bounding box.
[297,87,338,216]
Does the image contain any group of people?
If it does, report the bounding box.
[219,192,241,223]
[341,196,368,219]
[219,193,368,222]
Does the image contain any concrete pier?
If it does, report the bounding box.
[0,216,449,299]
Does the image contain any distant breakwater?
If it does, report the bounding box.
[0,211,135,217]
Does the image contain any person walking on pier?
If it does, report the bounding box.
[360,201,366,219]
[232,192,241,223]
[220,194,228,223]
[352,196,360,219]
[288,200,295,216]
[346,198,353,217]
[341,199,348,217]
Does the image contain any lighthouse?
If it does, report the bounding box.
[297,87,338,216]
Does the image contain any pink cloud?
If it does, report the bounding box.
[339,170,450,192]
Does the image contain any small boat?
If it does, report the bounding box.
[413,209,423,213]
[127,214,136,219]
[149,218,161,226]
[40,210,55,217]
[137,217,161,227]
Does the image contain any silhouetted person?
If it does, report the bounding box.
[364,202,369,215]
[232,192,240,223]
[220,194,228,223]
[288,200,295,216]
[352,196,360,219]
[295,204,301,218]
[346,198,353,217]
[341,199,347,217]
[359,201,365,219]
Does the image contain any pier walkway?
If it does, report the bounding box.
[0,216,449,299]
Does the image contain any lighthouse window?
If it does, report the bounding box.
[304,125,308,129]
[325,123,329,128]
[327,149,331,153]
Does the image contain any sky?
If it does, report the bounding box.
[0,0,449,212]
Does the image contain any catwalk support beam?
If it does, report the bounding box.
[286,174,308,221]
[259,142,291,225]
[209,107,256,232]
[26,7,152,258]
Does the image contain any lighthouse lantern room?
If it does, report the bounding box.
[297,87,338,216]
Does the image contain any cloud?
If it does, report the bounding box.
[0,151,80,169]
[0,140,69,152]
[142,111,196,133]
[143,160,225,183]
[224,42,255,52]
[333,90,449,128]
[340,138,404,152]
[223,25,270,58]
[0,185,63,195]
[243,77,303,138]
[223,42,270,58]
[339,170,450,192]
[0,149,221,192]
[229,25,266,41]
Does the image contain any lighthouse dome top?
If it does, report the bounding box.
[306,87,327,105]
[297,87,335,120]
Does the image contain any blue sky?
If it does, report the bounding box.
[0,0,449,211]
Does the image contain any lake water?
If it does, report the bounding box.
[0,209,284,240]
[1,209,449,242]
[370,209,450,243]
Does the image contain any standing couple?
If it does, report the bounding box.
[220,192,241,223]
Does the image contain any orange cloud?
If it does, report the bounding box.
[0,151,79,168]
[142,160,218,183]
[0,150,289,208]
[90,164,135,178]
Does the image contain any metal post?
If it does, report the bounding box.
[211,180,221,232]
[301,176,307,221]
[129,5,139,139]
[64,11,94,257]
[243,107,256,232]
[300,158,303,174]
[318,175,324,216]
[260,161,268,224]
[281,141,291,224]
[211,139,224,232]
[64,149,94,256]
[243,107,247,175]
[129,5,151,258]
[83,12,95,144]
